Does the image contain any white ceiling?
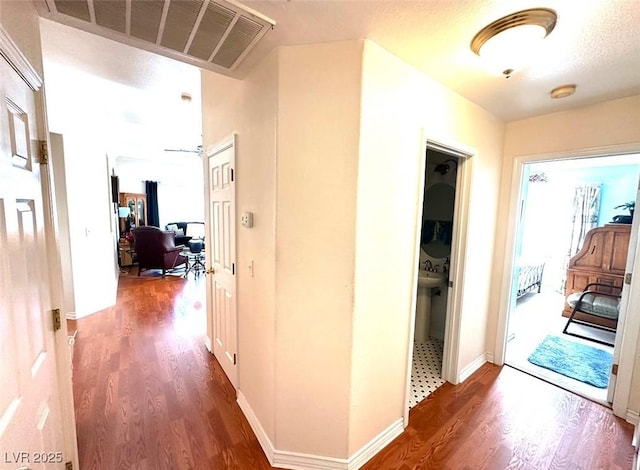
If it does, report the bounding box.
[40,19,203,159]
[37,0,640,131]
[236,0,640,121]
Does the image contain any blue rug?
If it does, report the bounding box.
[527,335,612,388]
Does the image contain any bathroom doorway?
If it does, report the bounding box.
[409,144,464,409]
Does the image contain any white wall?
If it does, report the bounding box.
[39,18,202,316]
[115,154,205,229]
[349,40,505,454]
[0,1,43,78]
[275,41,363,457]
[202,52,279,444]
[50,134,76,317]
[56,132,117,317]
[493,94,640,414]
[203,38,506,463]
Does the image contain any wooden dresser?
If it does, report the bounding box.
[562,224,631,327]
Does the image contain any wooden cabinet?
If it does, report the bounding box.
[562,224,631,327]
[120,193,147,234]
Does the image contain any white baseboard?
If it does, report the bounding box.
[458,352,489,383]
[627,409,639,426]
[237,391,275,463]
[204,336,213,353]
[237,392,404,470]
[346,418,403,469]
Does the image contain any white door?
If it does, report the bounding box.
[205,136,238,388]
[0,58,67,464]
[608,182,640,403]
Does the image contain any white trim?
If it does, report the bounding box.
[441,150,473,385]
[627,409,640,426]
[404,137,475,424]
[0,26,43,91]
[65,311,78,320]
[346,419,403,469]
[237,391,275,464]
[632,419,639,470]
[494,142,640,421]
[458,352,489,383]
[403,129,427,427]
[238,391,403,470]
[204,335,213,353]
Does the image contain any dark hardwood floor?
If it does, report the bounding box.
[72,270,274,469]
[72,270,636,469]
[364,363,635,470]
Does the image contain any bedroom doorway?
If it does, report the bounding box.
[504,154,640,405]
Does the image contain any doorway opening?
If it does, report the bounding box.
[504,153,640,405]
[409,145,462,409]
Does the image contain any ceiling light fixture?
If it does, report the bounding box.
[471,8,557,78]
[550,84,577,99]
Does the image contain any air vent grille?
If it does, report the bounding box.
[160,0,203,52]
[188,1,235,60]
[212,15,261,68]
[94,0,126,33]
[131,0,164,43]
[48,0,275,72]
[54,0,90,21]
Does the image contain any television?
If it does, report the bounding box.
[110,175,119,203]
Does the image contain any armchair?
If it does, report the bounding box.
[563,282,621,346]
[132,226,187,276]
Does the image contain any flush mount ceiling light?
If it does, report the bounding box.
[550,84,577,99]
[471,8,557,77]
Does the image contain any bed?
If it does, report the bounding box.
[515,258,545,298]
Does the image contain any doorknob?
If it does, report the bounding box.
[206,267,215,274]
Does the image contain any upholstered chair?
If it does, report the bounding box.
[132,226,187,276]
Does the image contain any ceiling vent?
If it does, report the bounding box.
[40,0,275,73]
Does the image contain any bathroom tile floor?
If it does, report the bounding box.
[409,338,445,409]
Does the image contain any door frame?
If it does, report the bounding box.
[0,24,79,466]
[404,137,474,425]
[494,143,640,422]
[203,133,238,387]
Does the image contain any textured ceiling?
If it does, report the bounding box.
[36,0,640,122]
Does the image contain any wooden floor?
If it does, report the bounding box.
[72,270,274,469]
[364,364,635,470]
[73,271,636,470]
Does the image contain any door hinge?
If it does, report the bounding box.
[625,273,632,285]
[230,168,234,182]
[66,462,73,470]
[612,363,619,375]
[39,140,48,164]
[52,308,62,331]
[233,353,237,365]
[232,263,235,275]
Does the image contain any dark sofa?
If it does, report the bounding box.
[165,222,205,248]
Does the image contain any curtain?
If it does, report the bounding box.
[560,184,601,290]
[567,184,601,256]
[145,180,160,228]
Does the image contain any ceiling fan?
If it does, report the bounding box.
[163,144,203,155]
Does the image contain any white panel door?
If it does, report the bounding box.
[0,59,66,464]
[206,138,237,388]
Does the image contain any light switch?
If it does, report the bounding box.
[241,212,253,227]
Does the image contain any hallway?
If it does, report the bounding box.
[72,272,273,469]
[71,271,636,469]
